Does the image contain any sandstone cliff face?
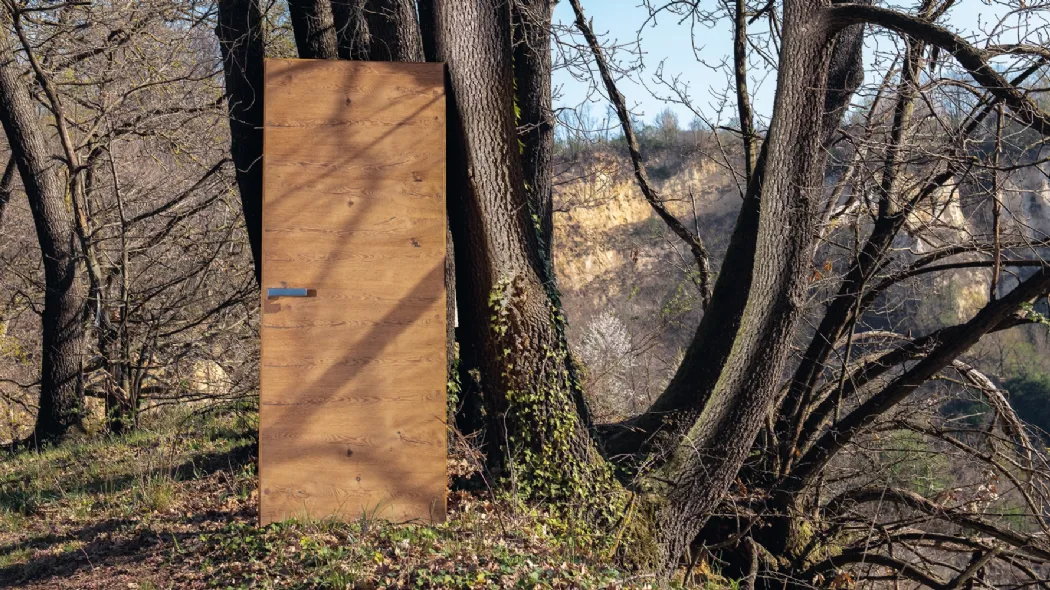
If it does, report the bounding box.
[551,151,1050,419]
[550,151,740,420]
[895,166,1050,326]
[552,153,739,299]
[1003,169,1050,241]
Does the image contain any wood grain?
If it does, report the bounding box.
[260,59,447,525]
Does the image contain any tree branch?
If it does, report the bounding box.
[785,266,1050,493]
[826,486,1050,561]
[732,0,757,183]
[825,4,1050,136]
[804,548,948,590]
[568,0,712,309]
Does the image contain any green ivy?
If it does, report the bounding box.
[487,277,628,545]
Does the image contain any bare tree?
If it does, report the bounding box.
[0,16,85,443]
[21,0,1033,584]
[1,0,257,442]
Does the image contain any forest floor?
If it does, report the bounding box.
[0,411,669,589]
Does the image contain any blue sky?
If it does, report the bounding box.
[551,0,1018,128]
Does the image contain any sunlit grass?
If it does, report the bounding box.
[0,410,253,523]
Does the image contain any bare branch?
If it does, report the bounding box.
[567,0,712,309]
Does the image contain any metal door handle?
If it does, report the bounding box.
[267,288,309,297]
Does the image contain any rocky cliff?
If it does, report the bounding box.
[551,149,1050,419]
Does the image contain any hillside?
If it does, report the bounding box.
[550,144,1050,426]
[3,144,1049,589]
[0,412,656,589]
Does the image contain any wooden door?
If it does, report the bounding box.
[260,59,447,525]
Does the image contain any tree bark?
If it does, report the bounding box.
[0,28,86,443]
[365,0,424,61]
[433,0,616,515]
[331,0,371,59]
[512,0,554,253]
[287,0,339,59]
[216,0,265,285]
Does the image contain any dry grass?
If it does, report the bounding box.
[0,410,677,589]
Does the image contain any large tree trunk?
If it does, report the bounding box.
[512,0,554,253]
[364,0,424,61]
[287,0,339,59]
[0,29,86,443]
[650,1,855,573]
[331,0,371,59]
[216,0,265,285]
[433,0,617,515]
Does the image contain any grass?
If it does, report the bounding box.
[0,410,253,525]
[0,409,715,589]
[199,496,653,589]
[0,408,258,588]
[0,545,31,568]
[134,475,177,513]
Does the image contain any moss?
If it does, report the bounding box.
[784,518,814,564]
[614,492,665,570]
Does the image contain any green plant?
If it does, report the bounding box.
[0,545,32,568]
[136,474,177,513]
[1005,372,1050,440]
[879,430,950,496]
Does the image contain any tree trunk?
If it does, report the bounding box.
[602,0,866,464]
[0,28,86,443]
[0,157,15,228]
[651,2,851,573]
[287,0,339,59]
[512,0,554,253]
[433,0,617,516]
[216,0,265,285]
[365,0,424,61]
[331,0,371,59]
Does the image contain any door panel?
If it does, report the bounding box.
[260,59,447,525]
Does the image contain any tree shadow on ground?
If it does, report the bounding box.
[0,507,256,588]
[0,441,255,514]
[0,442,257,588]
